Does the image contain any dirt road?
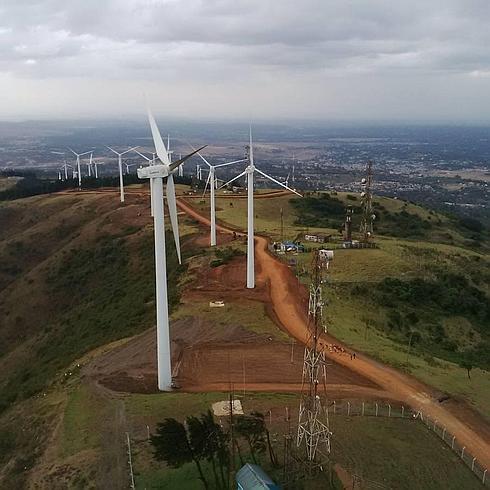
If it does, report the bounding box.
[176,197,490,469]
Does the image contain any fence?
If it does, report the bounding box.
[326,400,489,487]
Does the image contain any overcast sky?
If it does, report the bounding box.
[1,0,489,122]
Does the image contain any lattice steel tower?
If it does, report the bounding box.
[297,250,332,470]
[359,160,374,242]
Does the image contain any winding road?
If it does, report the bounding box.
[176,196,490,470]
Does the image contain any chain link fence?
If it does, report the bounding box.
[326,399,489,487]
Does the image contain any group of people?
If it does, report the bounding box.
[320,342,356,359]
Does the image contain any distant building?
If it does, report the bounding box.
[236,464,280,490]
[304,233,330,243]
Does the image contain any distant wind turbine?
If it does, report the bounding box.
[106,146,139,203]
[194,150,245,246]
[68,148,92,188]
[51,151,70,180]
[137,109,206,391]
[221,127,301,289]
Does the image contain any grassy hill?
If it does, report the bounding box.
[0,189,191,486]
[206,190,490,416]
[0,186,487,487]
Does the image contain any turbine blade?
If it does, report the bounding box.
[166,174,181,264]
[217,170,247,190]
[133,149,151,161]
[202,171,212,198]
[169,145,207,172]
[106,146,118,155]
[121,146,139,155]
[255,168,302,197]
[214,158,247,168]
[147,109,170,166]
[249,125,254,165]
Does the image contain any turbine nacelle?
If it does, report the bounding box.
[137,164,170,179]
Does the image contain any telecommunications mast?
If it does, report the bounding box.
[359,160,375,242]
[296,250,332,473]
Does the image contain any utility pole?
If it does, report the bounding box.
[280,207,284,241]
[296,250,332,474]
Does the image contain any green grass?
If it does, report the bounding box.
[327,293,490,418]
[331,415,481,489]
[61,385,102,457]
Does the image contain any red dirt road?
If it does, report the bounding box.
[176,197,490,469]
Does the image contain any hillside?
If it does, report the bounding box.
[0,186,488,488]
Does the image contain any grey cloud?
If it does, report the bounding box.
[0,0,489,120]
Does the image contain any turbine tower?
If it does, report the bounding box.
[68,148,92,188]
[107,146,138,203]
[137,109,205,391]
[195,150,245,246]
[221,127,301,288]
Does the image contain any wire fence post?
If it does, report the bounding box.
[362,402,365,416]
[388,404,391,418]
[442,427,446,441]
[433,420,437,431]
[375,403,378,417]
[146,425,150,441]
[333,401,336,414]
[451,436,456,449]
[347,402,351,416]
[401,406,404,418]
[126,432,136,490]
[483,469,487,485]
[461,446,465,459]
[471,457,476,471]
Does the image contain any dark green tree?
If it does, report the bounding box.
[151,418,209,489]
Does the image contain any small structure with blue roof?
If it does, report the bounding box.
[236,463,281,490]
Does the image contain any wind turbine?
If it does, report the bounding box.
[92,158,105,179]
[221,128,301,289]
[52,151,70,180]
[195,150,246,246]
[68,148,92,188]
[106,146,138,203]
[86,153,94,177]
[137,109,206,391]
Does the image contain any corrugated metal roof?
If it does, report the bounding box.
[236,464,280,490]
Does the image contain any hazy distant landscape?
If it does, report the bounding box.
[1,120,489,224]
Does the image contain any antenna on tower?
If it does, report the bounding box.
[296,249,332,474]
[360,160,375,242]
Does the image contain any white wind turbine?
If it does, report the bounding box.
[86,153,93,177]
[68,148,92,188]
[51,151,70,180]
[92,158,105,178]
[137,109,206,391]
[195,150,246,246]
[106,146,138,203]
[221,128,301,289]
